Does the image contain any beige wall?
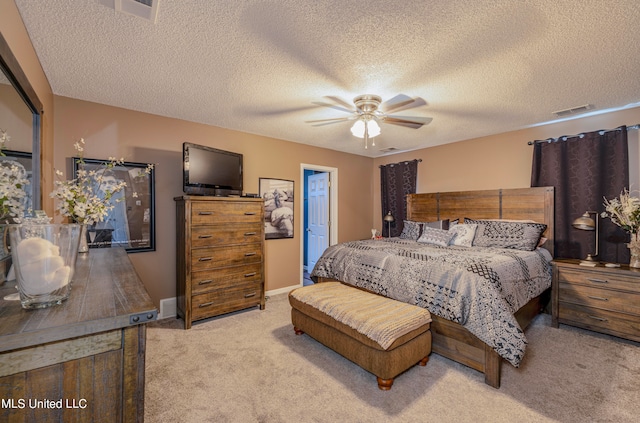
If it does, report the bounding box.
[53,96,374,306]
[372,107,640,228]
[0,0,55,213]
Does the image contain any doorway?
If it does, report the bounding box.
[300,164,338,286]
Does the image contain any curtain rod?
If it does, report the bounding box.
[527,124,640,145]
[379,158,422,168]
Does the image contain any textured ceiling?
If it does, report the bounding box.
[13,0,640,157]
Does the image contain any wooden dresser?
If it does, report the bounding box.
[0,248,157,423]
[552,259,640,342]
[175,196,265,329]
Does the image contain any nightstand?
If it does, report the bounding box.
[552,259,640,342]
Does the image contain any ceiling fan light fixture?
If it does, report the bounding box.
[350,118,380,138]
[368,119,381,137]
[350,119,365,137]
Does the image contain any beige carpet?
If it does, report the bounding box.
[144,293,640,423]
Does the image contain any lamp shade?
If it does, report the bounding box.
[350,119,365,137]
[367,119,381,137]
[384,211,395,222]
[350,118,381,138]
[572,212,595,230]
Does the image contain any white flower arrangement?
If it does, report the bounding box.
[0,128,28,223]
[50,138,153,225]
[601,188,640,240]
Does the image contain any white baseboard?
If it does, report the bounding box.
[266,284,301,297]
[159,297,177,319]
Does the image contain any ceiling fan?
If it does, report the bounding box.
[306,94,432,149]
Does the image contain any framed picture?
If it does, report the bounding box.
[259,178,294,240]
[0,149,33,217]
[73,157,155,253]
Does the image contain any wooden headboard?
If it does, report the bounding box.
[407,187,555,256]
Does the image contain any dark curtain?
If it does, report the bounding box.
[531,126,629,263]
[380,160,419,237]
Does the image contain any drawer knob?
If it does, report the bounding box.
[244,272,257,277]
[587,278,608,284]
[198,279,213,285]
[587,295,609,302]
[198,257,213,262]
[245,252,257,257]
[244,232,257,236]
[244,212,257,216]
[199,301,215,308]
[198,211,213,216]
[244,292,257,298]
[587,315,607,322]
[198,235,213,239]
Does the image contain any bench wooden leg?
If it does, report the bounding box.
[377,377,394,390]
[293,326,305,335]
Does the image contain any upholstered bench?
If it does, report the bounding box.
[289,282,432,390]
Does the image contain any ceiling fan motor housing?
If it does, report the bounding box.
[353,95,382,114]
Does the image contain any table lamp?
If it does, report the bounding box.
[572,211,598,262]
[383,211,395,238]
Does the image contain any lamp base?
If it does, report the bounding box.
[582,254,598,261]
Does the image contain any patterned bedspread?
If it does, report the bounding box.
[310,238,553,367]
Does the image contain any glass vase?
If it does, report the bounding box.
[8,223,81,309]
[627,238,640,268]
[78,224,89,253]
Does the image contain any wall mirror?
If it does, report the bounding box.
[0,32,43,213]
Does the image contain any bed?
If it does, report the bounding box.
[311,187,555,388]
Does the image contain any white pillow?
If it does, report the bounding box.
[417,226,453,247]
[448,224,477,247]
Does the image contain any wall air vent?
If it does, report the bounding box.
[553,104,594,118]
[99,0,160,23]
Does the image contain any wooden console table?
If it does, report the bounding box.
[0,248,157,422]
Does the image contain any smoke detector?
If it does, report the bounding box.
[99,0,160,23]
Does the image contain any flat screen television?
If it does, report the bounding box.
[183,142,243,196]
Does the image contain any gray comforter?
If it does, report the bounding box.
[311,238,553,367]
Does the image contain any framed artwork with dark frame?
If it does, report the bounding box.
[0,149,33,218]
[0,150,32,264]
[73,157,156,253]
[259,178,294,240]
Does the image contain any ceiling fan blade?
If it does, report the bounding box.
[384,115,433,129]
[305,117,352,126]
[311,101,354,114]
[324,96,355,111]
[382,94,427,113]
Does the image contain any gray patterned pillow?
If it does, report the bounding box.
[399,220,421,240]
[421,219,450,231]
[417,226,453,247]
[448,224,477,247]
[464,218,547,251]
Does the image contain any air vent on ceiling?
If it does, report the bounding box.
[100,0,159,23]
[379,147,398,153]
[552,104,594,118]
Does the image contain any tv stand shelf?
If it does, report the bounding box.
[174,196,266,329]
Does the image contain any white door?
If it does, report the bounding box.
[307,172,330,271]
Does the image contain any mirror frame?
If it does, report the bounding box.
[0,32,43,210]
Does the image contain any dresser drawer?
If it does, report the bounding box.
[191,263,262,295]
[191,284,263,321]
[191,201,262,225]
[558,282,640,316]
[558,268,640,292]
[558,301,640,341]
[192,244,262,270]
[191,223,262,248]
